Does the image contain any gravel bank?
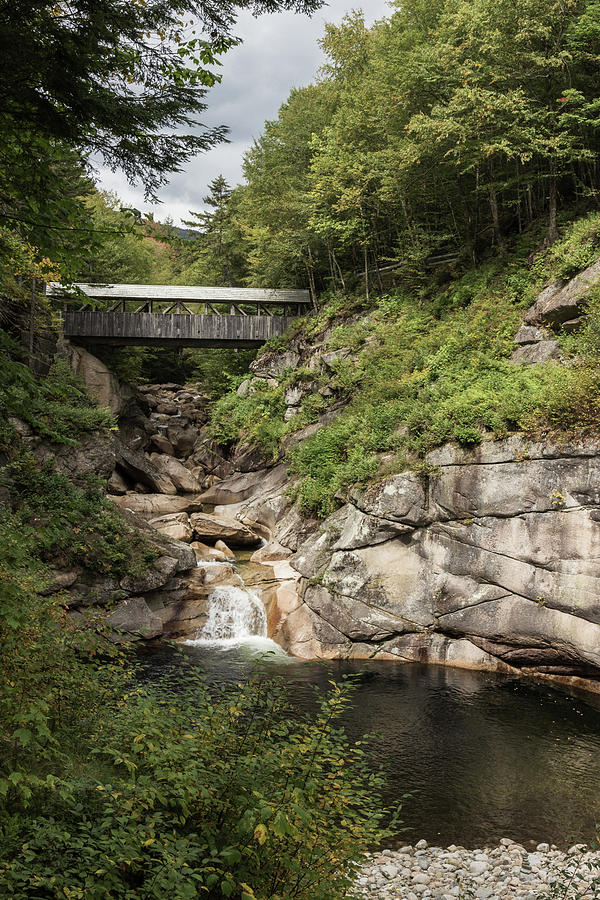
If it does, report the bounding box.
[354,840,600,899]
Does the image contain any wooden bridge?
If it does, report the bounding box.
[47,283,312,348]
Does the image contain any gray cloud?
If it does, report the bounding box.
[95,0,390,225]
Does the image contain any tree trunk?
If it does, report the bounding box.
[363,244,370,302]
[548,172,558,245]
[488,185,504,250]
[29,277,36,362]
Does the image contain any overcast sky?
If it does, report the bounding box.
[95,0,390,226]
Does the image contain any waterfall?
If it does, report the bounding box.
[193,585,267,644]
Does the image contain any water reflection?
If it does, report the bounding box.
[137,642,600,849]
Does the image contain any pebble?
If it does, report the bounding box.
[354,840,600,899]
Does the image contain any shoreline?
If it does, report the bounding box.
[354,839,600,899]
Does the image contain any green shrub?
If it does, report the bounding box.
[3,453,156,576]
[0,670,391,900]
[0,334,115,449]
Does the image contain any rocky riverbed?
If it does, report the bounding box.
[354,841,600,899]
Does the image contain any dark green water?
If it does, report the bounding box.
[139,639,600,850]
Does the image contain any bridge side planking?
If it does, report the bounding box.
[63,311,298,348]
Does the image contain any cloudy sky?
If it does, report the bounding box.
[95,0,390,225]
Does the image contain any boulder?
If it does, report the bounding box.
[35,431,116,480]
[111,492,205,518]
[191,541,229,562]
[149,453,203,493]
[167,423,198,458]
[511,341,561,365]
[189,512,262,547]
[107,468,129,495]
[251,541,291,563]
[115,443,177,495]
[250,350,300,377]
[150,433,175,455]
[514,325,546,345]
[108,597,162,641]
[198,466,288,506]
[215,540,236,558]
[524,258,600,326]
[120,555,180,593]
[148,512,194,543]
[66,344,134,416]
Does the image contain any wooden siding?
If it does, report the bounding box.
[63,310,297,348]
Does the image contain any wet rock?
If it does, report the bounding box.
[190,541,229,562]
[215,539,235,558]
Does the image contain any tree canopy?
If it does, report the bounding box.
[225,0,600,293]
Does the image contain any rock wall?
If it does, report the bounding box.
[230,435,600,690]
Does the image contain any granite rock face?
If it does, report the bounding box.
[272,436,600,685]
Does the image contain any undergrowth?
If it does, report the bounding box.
[0,331,115,450]
[210,211,600,517]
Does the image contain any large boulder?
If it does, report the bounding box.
[198,465,288,506]
[108,597,163,641]
[111,492,205,518]
[35,431,116,480]
[189,511,262,547]
[524,258,600,326]
[149,453,202,493]
[148,512,194,543]
[66,344,135,416]
[114,443,177,495]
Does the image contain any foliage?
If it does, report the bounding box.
[0,647,390,899]
[223,0,600,293]
[3,454,156,576]
[74,192,181,285]
[179,176,249,286]
[209,215,600,515]
[211,384,286,457]
[0,334,115,449]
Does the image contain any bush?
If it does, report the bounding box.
[3,453,156,576]
[0,672,391,900]
[0,334,115,448]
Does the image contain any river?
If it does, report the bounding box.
[137,557,600,851]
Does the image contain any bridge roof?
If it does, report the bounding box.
[47,282,311,305]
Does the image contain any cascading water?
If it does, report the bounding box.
[190,585,268,645]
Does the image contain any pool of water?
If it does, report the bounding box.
[138,639,600,849]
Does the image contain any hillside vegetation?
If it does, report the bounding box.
[210,213,600,515]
